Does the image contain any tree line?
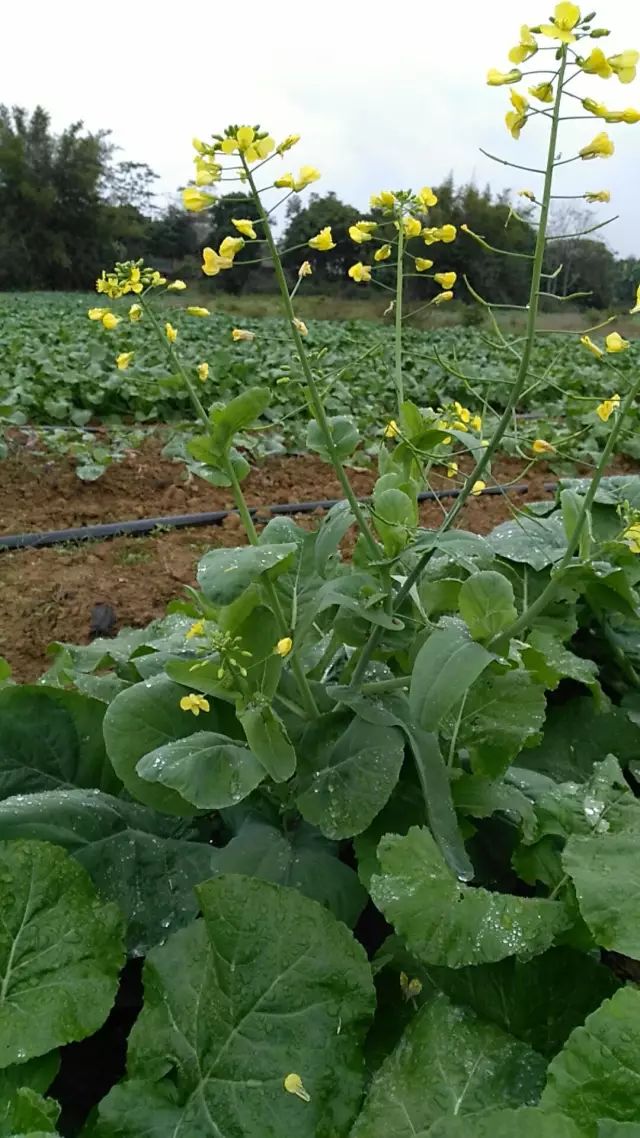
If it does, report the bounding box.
[0,105,637,311]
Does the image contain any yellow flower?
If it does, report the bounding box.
[509,25,538,64]
[150,271,167,287]
[96,271,124,299]
[434,271,457,290]
[283,1073,310,1102]
[192,138,207,154]
[88,307,106,320]
[102,312,121,331]
[194,158,222,187]
[219,236,245,260]
[581,48,613,79]
[470,414,482,432]
[539,2,581,44]
[529,82,554,103]
[446,461,458,478]
[399,972,424,1000]
[623,524,640,554]
[454,401,471,424]
[532,438,556,455]
[276,133,301,153]
[597,393,621,421]
[440,224,457,243]
[294,165,321,190]
[179,692,210,716]
[471,480,486,496]
[349,221,376,243]
[422,224,456,245]
[433,290,453,305]
[165,322,177,344]
[183,186,215,212]
[402,215,422,238]
[231,328,255,342]
[581,334,603,358]
[115,351,134,370]
[370,190,397,209]
[275,636,293,657]
[630,285,640,315]
[579,132,615,160]
[197,362,209,382]
[609,51,639,85]
[232,218,257,239]
[274,172,295,189]
[384,419,400,438]
[605,332,630,353]
[293,317,309,336]
[584,190,610,203]
[201,247,233,276]
[167,279,187,291]
[186,306,210,317]
[348,262,372,283]
[374,244,392,262]
[416,186,438,209]
[487,68,522,86]
[298,260,312,277]
[415,257,434,271]
[186,620,205,640]
[506,89,529,139]
[309,227,335,251]
[518,189,536,201]
[125,265,143,295]
[221,127,275,163]
[129,303,143,322]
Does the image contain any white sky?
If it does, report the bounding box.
[6,0,640,254]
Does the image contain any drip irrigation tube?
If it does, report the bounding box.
[0,483,531,552]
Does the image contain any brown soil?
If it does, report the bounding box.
[0,443,632,683]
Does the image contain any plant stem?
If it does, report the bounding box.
[243,161,380,560]
[351,47,569,687]
[394,228,404,410]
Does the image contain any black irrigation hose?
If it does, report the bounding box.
[0,483,531,552]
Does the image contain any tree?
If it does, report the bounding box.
[145,205,200,262]
[545,205,616,309]
[202,192,265,293]
[280,192,361,285]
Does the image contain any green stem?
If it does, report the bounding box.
[394,227,404,410]
[493,366,640,647]
[351,46,569,687]
[242,161,380,560]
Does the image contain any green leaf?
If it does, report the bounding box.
[488,513,567,570]
[441,668,547,778]
[458,571,517,641]
[371,827,570,966]
[238,704,296,782]
[452,773,537,841]
[295,711,405,839]
[522,631,601,696]
[563,825,640,958]
[0,686,120,800]
[598,1124,640,1137]
[428,947,619,1056]
[197,542,298,606]
[0,840,123,1066]
[93,876,375,1138]
[137,731,264,809]
[428,1107,584,1138]
[314,502,356,573]
[521,697,640,781]
[351,993,547,1137]
[372,488,417,555]
[209,386,271,454]
[541,987,640,1135]
[406,727,474,881]
[103,675,235,815]
[0,789,221,955]
[212,818,367,927]
[0,1086,59,1136]
[0,1054,59,1098]
[307,414,360,461]
[409,619,493,732]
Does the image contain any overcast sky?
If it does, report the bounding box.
[6,0,640,255]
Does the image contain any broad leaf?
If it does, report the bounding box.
[238,704,296,782]
[541,987,640,1135]
[428,1107,584,1137]
[351,993,546,1137]
[0,840,123,1066]
[0,686,119,800]
[522,631,601,696]
[458,570,517,641]
[307,414,360,461]
[137,730,264,810]
[0,1087,59,1136]
[563,825,640,958]
[197,543,298,605]
[441,667,546,777]
[93,876,375,1138]
[409,619,492,732]
[371,827,570,966]
[488,513,567,570]
[208,386,271,454]
[520,697,640,781]
[295,711,405,839]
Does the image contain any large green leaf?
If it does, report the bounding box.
[458,571,517,642]
[563,826,640,957]
[428,1107,584,1137]
[371,827,570,966]
[103,675,235,814]
[136,731,264,810]
[488,513,567,570]
[428,947,619,1056]
[238,704,296,782]
[197,543,298,606]
[208,386,271,454]
[441,668,546,777]
[0,686,119,799]
[351,993,547,1137]
[522,631,601,696]
[0,789,221,955]
[295,711,405,839]
[0,840,123,1066]
[409,620,492,732]
[520,697,640,781]
[541,988,640,1135]
[0,1087,59,1136]
[307,414,360,461]
[93,876,375,1138]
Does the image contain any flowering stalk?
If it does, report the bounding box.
[394,228,404,410]
[241,160,380,560]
